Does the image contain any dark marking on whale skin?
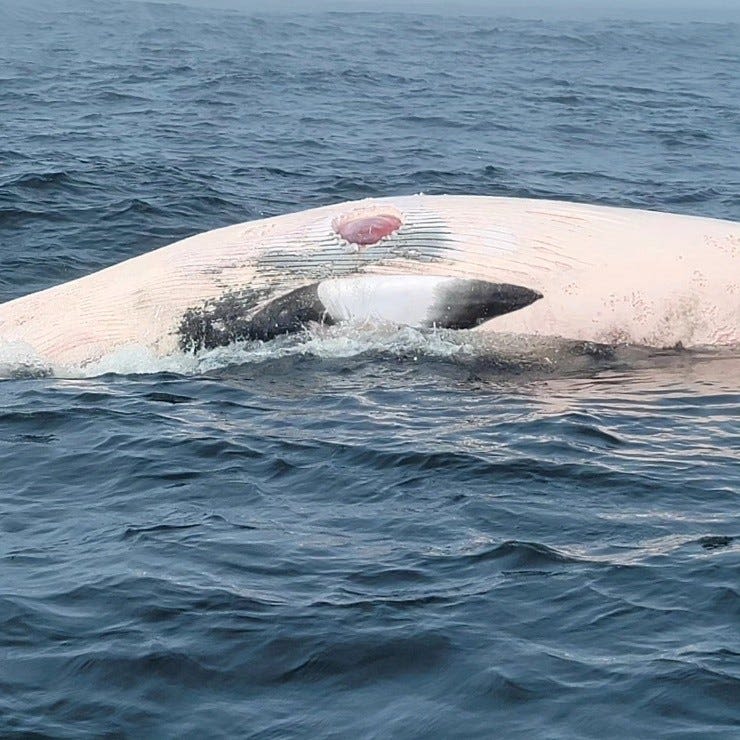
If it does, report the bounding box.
[178,284,332,351]
[178,286,271,352]
[428,280,543,329]
[242,284,333,341]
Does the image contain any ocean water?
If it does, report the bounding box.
[1,0,739,737]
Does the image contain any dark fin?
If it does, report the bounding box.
[428,280,542,329]
[241,283,334,341]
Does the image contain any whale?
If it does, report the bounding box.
[0,194,738,369]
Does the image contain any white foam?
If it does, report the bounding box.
[0,339,53,379]
[191,323,476,374]
[3,323,717,380]
[73,345,201,378]
[0,323,488,379]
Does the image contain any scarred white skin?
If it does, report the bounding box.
[0,195,738,368]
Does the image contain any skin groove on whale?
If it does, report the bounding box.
[254,208,452,282]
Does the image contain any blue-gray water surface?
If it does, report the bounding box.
[1,1,739,737]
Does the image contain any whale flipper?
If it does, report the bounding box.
[314,275,542,332]
[179,275,542,349]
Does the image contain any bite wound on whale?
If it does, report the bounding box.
[334,213,403,246]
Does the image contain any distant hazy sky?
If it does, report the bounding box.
[140,0,740,21]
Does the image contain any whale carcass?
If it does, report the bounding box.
[0,195,737,368]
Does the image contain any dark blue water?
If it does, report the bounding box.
[1,1,739,736]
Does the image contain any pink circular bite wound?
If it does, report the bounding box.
[335,214,402,245]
